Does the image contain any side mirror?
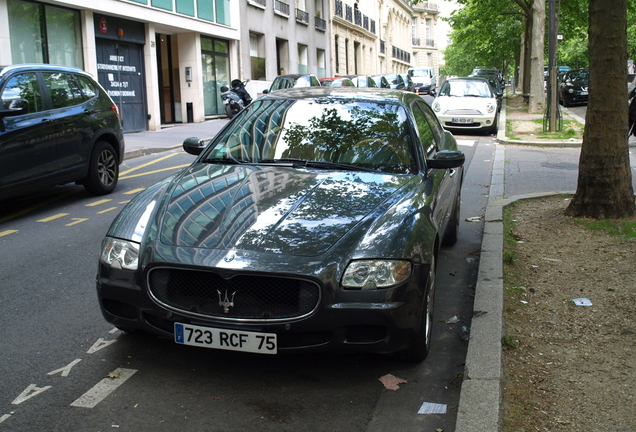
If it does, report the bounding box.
[427,150,465,169]
[262,89,269,94]
[0,98,29,117]
[429,90,436,97]
[183,137,206,156]
[220,85,229,92]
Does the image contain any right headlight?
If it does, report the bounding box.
[486,103,496,113]
[100,237,140,270]
[432,102,441,112]
[342,260,412,290]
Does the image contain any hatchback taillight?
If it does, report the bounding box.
[111,103,120,117]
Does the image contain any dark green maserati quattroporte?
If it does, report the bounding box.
[96,87,464,361]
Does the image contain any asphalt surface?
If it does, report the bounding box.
[121,102,636,432]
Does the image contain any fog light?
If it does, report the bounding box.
[486,120,491,125]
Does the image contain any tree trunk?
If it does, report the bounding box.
[565,0,635,219]
[528,0,546,112]
[522,20,532,96]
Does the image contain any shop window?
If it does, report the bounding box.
[8,0,82,68]
[298,44,308,74]
[250,33,266,80]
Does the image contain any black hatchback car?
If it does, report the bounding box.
[0,64,125,200]
[559,69,589,107]
[96,87,465,362]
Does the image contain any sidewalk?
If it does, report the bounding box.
[122,118,229,160]
[456,100,636,432]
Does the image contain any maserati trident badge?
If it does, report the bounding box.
[218,290,236,313]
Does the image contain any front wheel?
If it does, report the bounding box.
[443,189,461,246]
[395,255,436,362]
[83,141,119,195]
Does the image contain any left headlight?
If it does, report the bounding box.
[100,237,140,270]
[432,102,441,112]
[342,260,412,290]
[486,103,496,113]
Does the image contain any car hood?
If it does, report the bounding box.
[118,164,411,256]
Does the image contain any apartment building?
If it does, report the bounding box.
[328,0,440,78]
[240,0,331,96]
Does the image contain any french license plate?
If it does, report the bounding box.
[174,323,277,354]
[580,91,588,95]
[451,118,473,123]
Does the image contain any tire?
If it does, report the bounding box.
[225,103,240,119]
[395,254,436,362]
[83,141,119,195]
[443,189,461,246]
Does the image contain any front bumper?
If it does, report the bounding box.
[96,262,429,355]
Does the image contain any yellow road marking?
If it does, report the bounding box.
[66,218,88,226]
[86,199,112,207]
[120,153,179,176]
[124,188,145,195]
[119,164,190,180]
[0,188,81,224]
[38,213,69,222]
[0,230,18,237]
[118,200,132,204]
[97,207,118,214]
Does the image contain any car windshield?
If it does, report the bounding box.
[202,98,417,174]
[440,80,493,98]
[410,69,430,77]
[568,71,588,83]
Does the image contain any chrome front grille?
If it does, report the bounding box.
[147,267,321,321]
[445,109,483,115]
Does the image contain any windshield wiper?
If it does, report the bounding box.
[203,157,247,164]
[259,158,378,172]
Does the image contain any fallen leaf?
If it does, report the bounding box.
[107,371,120,379]
[378,374,407,390]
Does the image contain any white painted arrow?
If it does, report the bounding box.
[86,338,116,354]
[47,359,82,377]
[11,384,52,405]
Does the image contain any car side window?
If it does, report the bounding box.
[75,75,97,100]
[42,72,84,109]
[411,102,439,158]
[1,73,43,113]
[416,100,443,144]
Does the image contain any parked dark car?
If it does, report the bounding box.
[0,64,125,200]
[319,77,355,87]
[263,74,321,93]
[399,74,416,92]
[559,69,589,107]
[384,74,406,90]
[349,75,379,88]
[371,75,391,88]
[96,87,465,362]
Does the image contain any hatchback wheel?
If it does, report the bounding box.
[84,141,119,195]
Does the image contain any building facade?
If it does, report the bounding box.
[240,0,331,96]
[0,0,239,131]
[328,0,440,79]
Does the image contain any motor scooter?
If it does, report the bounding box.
[221,79,252,119]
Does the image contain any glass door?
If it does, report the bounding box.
[201,37,229,116]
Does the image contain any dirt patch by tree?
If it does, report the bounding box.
[501,195,636,431]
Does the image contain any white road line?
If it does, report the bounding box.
[456,139,476,147]
[70,368,137,408]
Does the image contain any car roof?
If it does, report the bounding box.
[257,86,416,104]
[0,63,89,80]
